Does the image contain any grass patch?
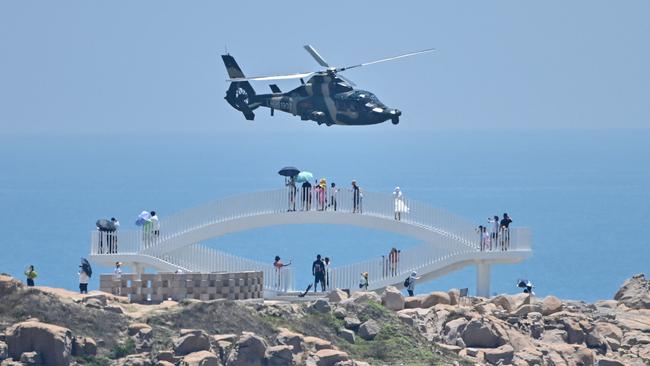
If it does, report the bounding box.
[76,355,111,366]
[109,338,136,359]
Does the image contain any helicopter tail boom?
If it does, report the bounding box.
[222,54,257,121]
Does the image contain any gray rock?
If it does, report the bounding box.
[226,333,267,366]
[420,292,451,308]
[180,351,219,366]
[276,329,303,354]
[513,303,543,317]
[265,345,293,366]
[328,289,348,303]
[115,353,153,366]
[173,330,211,356]
[338,329,355,344]
[83,297,104,309]
[596,357,625,366]
[309,299,331,313]
[541,295,563,315]
[614,273,650,309]
[82,294,108,306]
[444,318,468,341]
[72,336,97,357]
[19,351,41,366]
[357,320,380,341]
[104,305,125,314]
[0,341,7,361]
[483,345,514,365]
[461,319,503,348]
[314,349,349,366]
[561,318,585,344]
[381,286,404,311]
[6,321,73,366]
[156,351,175,363]
[343,316,361,331]
[332,307,347,319]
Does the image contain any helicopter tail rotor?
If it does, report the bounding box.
[222,54,258,120]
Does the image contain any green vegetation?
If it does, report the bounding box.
[76,355,111,366]
[109,338,136,359]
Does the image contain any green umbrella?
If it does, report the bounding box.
[295,171,313,183]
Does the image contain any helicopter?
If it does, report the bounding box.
[221,45,433,126]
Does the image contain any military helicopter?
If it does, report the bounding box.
[221,45,433,126]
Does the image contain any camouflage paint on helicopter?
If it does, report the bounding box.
[222,45,433,126]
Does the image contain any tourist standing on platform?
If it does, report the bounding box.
[488,215,499,247]
[78,266,90,294]
[312,254,326,292]
[150,211,160,237]
[389,247,400,276]
[113,262,122,295]
[500,213,513,250]
[24,265,37,287]
[328,182,338,211]
[302,180,312,211]
[316,179,327,211]
[273,256,291,289]
[287,176,297,211]
[359,272,369,290]
[352,180,361,213]
[109,217,120,253]
[405,271,419,296]
[393,186,408,220]
[323,257,331,290]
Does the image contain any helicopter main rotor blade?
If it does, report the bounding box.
[338,74,357,87]
[228,71,315,82]
[304,45,331,68]
[337,48,435,72]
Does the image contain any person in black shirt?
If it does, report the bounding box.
[500,213,513,250]
[352,180,361,213]
[312,254,326,292]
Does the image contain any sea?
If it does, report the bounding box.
[1,129,648,302]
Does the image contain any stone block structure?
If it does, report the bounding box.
[99,271,263,303]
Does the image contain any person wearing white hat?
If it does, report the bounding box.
[393,186,409,221]
[404,271,420,296]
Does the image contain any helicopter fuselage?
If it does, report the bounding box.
[236,74,402,126]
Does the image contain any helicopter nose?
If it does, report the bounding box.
[389,109,402,117]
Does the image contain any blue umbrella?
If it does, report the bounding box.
[135,211,151,226]
[295,171,314,183]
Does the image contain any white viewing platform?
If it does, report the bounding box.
[89,188,532,297]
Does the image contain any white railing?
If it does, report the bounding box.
[162,244,295,292]
[90,188,484,256]
[89,188,531,293]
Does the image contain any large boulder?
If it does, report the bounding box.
[6,321,73,366]
[404,296,424,309]
[72,336,97,357]
[512,303,543,317]
[551,344,595,366]
[226,333,267,366]
[114,353,153,366]
[348,291,381,304]
[444,318,468,341]
[420,292,451,308]
[180,351,219,366]
[489,295,513,312]
[461,319,504,348]
[561,318,586,344]
[343,316,361,331]
[265,345,293,366]
[309,299,331,313]
[381,286,404,311]
[276,329,303,354]
[541,295,563,315]
[314,349,349,366]
[0,275,23,297]
[483,345,514,365]
[302,337,333,351]
[328,289,348,303]
[357,320,380,341]
[128,323,152,337]
[173,330,211,356]
[596,358,625,366]
[614,274,650,309]
[338,329,355,344]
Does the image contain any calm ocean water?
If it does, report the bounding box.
[0,129,648,302]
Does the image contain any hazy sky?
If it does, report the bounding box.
[1,1,649,134]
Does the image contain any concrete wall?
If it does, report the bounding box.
[99,271,263,303]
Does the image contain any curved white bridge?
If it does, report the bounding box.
[89,188,532,296]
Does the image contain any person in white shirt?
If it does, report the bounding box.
[113,262,122,295]
[487,215,499,248]
[150,211,160,237]
[78,267,90,294]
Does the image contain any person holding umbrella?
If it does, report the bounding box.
[78,259,92,294]
[279,167,300,212]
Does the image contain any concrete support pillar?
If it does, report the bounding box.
[476,261,491,298]
[133,263,145,275]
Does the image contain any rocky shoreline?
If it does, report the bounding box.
[1,273,649,366]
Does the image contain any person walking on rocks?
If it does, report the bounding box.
[312,254,326,292]
[404,271,419,296]
[24,265,37,287]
